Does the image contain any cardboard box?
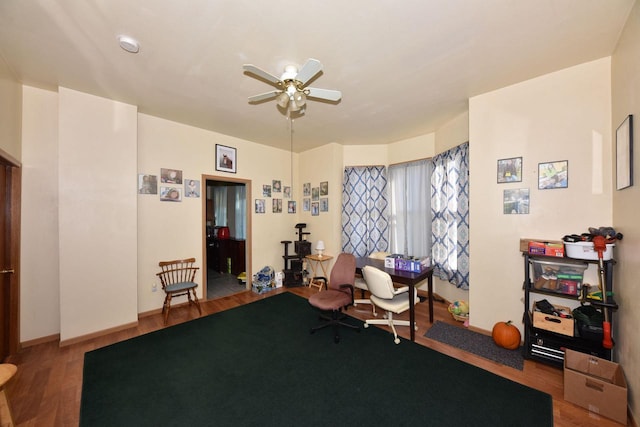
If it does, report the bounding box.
[532,302,574,336]
[564,349,628,425]
[384,254,402,269]
[520,238,563,253]
[544,242,565,257]
[394,257,426,273]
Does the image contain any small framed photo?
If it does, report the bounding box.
[311,202,319,216]
[272,198,282,213]
[283,186,291,198]
[303,183,311,197]
[262,185,271,197]
[616,114,633,190]
[216,144,237,173]
[160,186,182,202]
[161,168,182,184]
[303,198,310,211]
[497,157,522,183]
[320,198,328,212]
[288,201,296,214]
[255,199,265,213]
[184,179,200,197]
[538,161,568,189]
[138,174,158,194]
[503,188,529,214]
[312,187,320,201]
[272,180,282,192]
[320,181,329,196]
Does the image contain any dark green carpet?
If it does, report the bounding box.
[80,292,553,426]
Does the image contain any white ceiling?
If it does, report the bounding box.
[0,1,634,152]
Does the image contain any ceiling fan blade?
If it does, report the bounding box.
[243,64,282,87]
[295,58,322,86]
[306,87,342,102]
[248,90,281,102]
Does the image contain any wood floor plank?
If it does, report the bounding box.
[2,287,632,426]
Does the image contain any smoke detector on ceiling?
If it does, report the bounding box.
[118,35,140,54]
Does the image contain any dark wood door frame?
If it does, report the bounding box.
[1,148,21,360]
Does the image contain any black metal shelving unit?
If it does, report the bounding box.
[522,252,618,367]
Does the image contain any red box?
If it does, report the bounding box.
[528,241,546,255]
[544,243,564,257]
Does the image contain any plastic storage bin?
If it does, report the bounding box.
[530,258,588,296]
[564,241,614,261]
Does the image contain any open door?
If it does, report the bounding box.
[0,150,21,360]
[202,175,251,300]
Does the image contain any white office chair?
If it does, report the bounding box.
[361,265,418,344]
[353,252,390,315]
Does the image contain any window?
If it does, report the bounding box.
[388,160,433,258]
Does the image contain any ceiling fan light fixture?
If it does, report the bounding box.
[293,91,306,107]
[277,92,289,108]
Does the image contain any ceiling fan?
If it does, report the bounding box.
[243,58,342,114]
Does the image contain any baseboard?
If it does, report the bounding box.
[59,321,139,347]
[20,333,60,349]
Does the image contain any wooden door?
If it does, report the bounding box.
[0,152,21,360]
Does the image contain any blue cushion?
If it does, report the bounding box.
[165,281,198,293]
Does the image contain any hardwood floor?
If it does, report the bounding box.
[3,287,632,426]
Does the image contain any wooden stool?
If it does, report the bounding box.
[0,364,17,427]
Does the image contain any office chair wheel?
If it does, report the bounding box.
[394,337,400,344]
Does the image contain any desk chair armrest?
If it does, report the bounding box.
[392,285,409,295]
[339,283,355,304]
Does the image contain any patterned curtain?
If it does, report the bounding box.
[431,142,469,289]
[341,166,389,257]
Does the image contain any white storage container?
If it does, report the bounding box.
[565,241,614,261]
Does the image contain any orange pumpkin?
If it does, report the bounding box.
[492,321,521,350]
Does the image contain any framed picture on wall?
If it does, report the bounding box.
[616,114,633,190]
[160,186,181,202]
[216,144,237,173]
[497,157,522,183]
[538,161,568,189]
[503,188,529,214]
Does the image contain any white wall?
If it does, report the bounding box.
[58,88,138,342]
[469,58,613,334]
[20,86,60,341]
[0,57,21,160]
[611,0,640,419]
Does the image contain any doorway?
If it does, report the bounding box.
[0,149,21,360]
[202,175,251,300]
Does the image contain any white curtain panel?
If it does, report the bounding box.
[388,159,433,258]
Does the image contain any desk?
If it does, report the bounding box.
[306,254,333,291]
[355,257,434,342]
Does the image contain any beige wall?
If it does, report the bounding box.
[136,113,302,313]
[611,0,640,419]
[58,88,139,342]
[0,57,21,160]
[469,58,613,335]
[20,86,60,341]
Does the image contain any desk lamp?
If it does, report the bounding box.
[316,240,325,258]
